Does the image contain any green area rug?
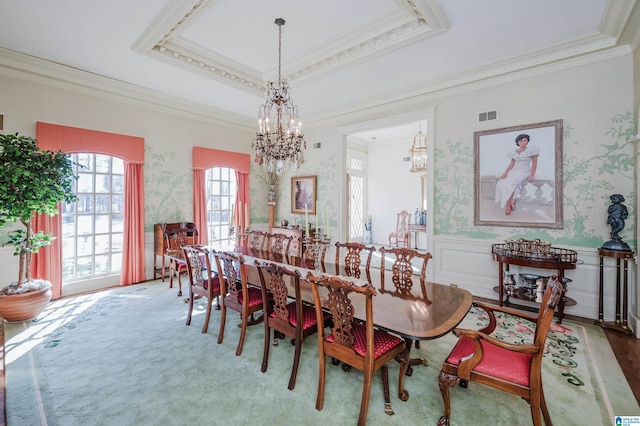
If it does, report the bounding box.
[4,281,639,425]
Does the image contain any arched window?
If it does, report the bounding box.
[34,122,145,298]
[192,147,250,247]
[61,154,125,282]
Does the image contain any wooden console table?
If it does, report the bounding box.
[492,243,578,323]
[595,248,634,335]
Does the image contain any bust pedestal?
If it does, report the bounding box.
[596,248,634,335]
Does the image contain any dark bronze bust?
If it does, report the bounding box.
[602,193,631,251]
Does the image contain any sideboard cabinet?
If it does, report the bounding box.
[153,222,198,280]
[491,242,578,323]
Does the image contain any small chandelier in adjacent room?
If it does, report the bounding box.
[409,125,428,172]
[252,18,306,176]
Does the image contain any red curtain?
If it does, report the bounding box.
[33,122,145,298]
[119,162,145,285]
[192,147,250,243]
[193,169,208,245]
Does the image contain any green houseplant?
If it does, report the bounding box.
[0,132,77,321]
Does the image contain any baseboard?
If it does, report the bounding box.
[629,310,640,338]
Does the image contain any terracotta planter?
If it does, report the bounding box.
[0,287,52,322]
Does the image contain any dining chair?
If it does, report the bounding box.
[334,241,376,282]
[255,261,326,390]
[307,273,406,426]
[213,251,266,356]
[378,246,433,399]
[388,210,411,247]
[182,245,220,334]
[266,232,294,263]
[165,229,195,296]
[437,276,564,426]
[245,230,268,253]
[303,238,329,271]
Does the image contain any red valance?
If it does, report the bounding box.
[36,122,144,163]
[192,146,250,173]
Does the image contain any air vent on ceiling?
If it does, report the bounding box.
[478,110,497,122]
[402,156,411,162]
[313,142,321,149]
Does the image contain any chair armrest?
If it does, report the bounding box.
[453,328,541,380]
[473,301,538,335]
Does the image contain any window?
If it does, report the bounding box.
[61,154,124,282]
[206,167,237,246]
[347,152,367,241]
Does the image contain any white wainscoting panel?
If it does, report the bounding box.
[430,236,636,321]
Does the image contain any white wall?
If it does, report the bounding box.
[368,140,423,246]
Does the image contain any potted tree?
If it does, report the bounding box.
[0,132,77,322]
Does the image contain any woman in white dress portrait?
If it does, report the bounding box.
[494,134,539,215]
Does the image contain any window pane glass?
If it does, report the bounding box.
[112,214,124,233]
[76,257,93,277]
[112,195,124,213]
[77,154,94,172]
[95,195,110,213]
[112,158,124,174]
[77,236,94,256]
[95,235,110,254]
[95,214,111,233]
[94,254,110,274]
[112,233,123,252]
[112,175,124,193]
[62,216,75,237]
[77,174,94,193]
[77,194,93,213]
[95,155,111,173]
[111,253,122,272]
[77,216,94,235]
[95,175,110,193]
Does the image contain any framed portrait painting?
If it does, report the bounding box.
[474,119,563,228]
[291,175,317,214]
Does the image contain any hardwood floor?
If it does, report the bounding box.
[603,328,640,405]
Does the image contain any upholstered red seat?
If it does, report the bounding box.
[445,336,532,386]
[203,275,220,292]
[237,286,263,307]
[327,322,404,359]
[266,301,317,330]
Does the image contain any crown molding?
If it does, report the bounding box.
[309,44,632,129]
[132,0,449,94]
[0,47,254,131]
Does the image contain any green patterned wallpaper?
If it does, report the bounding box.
[434,112,637,249]
[143,145,192,231]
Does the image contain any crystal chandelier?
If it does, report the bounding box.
[252,18,306,176]
[409,125,428,172]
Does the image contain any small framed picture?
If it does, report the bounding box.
[291,175,317,214]
[474,120,563,228]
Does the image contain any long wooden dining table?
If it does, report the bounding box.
[198,244,473,403]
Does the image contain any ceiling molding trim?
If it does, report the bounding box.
[600,0,637,40]
[0,48,255,131]
[309,45,631,129]
[133,0,450,94]
[406,0,451,30]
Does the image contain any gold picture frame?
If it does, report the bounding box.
[474,120,563,228]
[291,175,317,214]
